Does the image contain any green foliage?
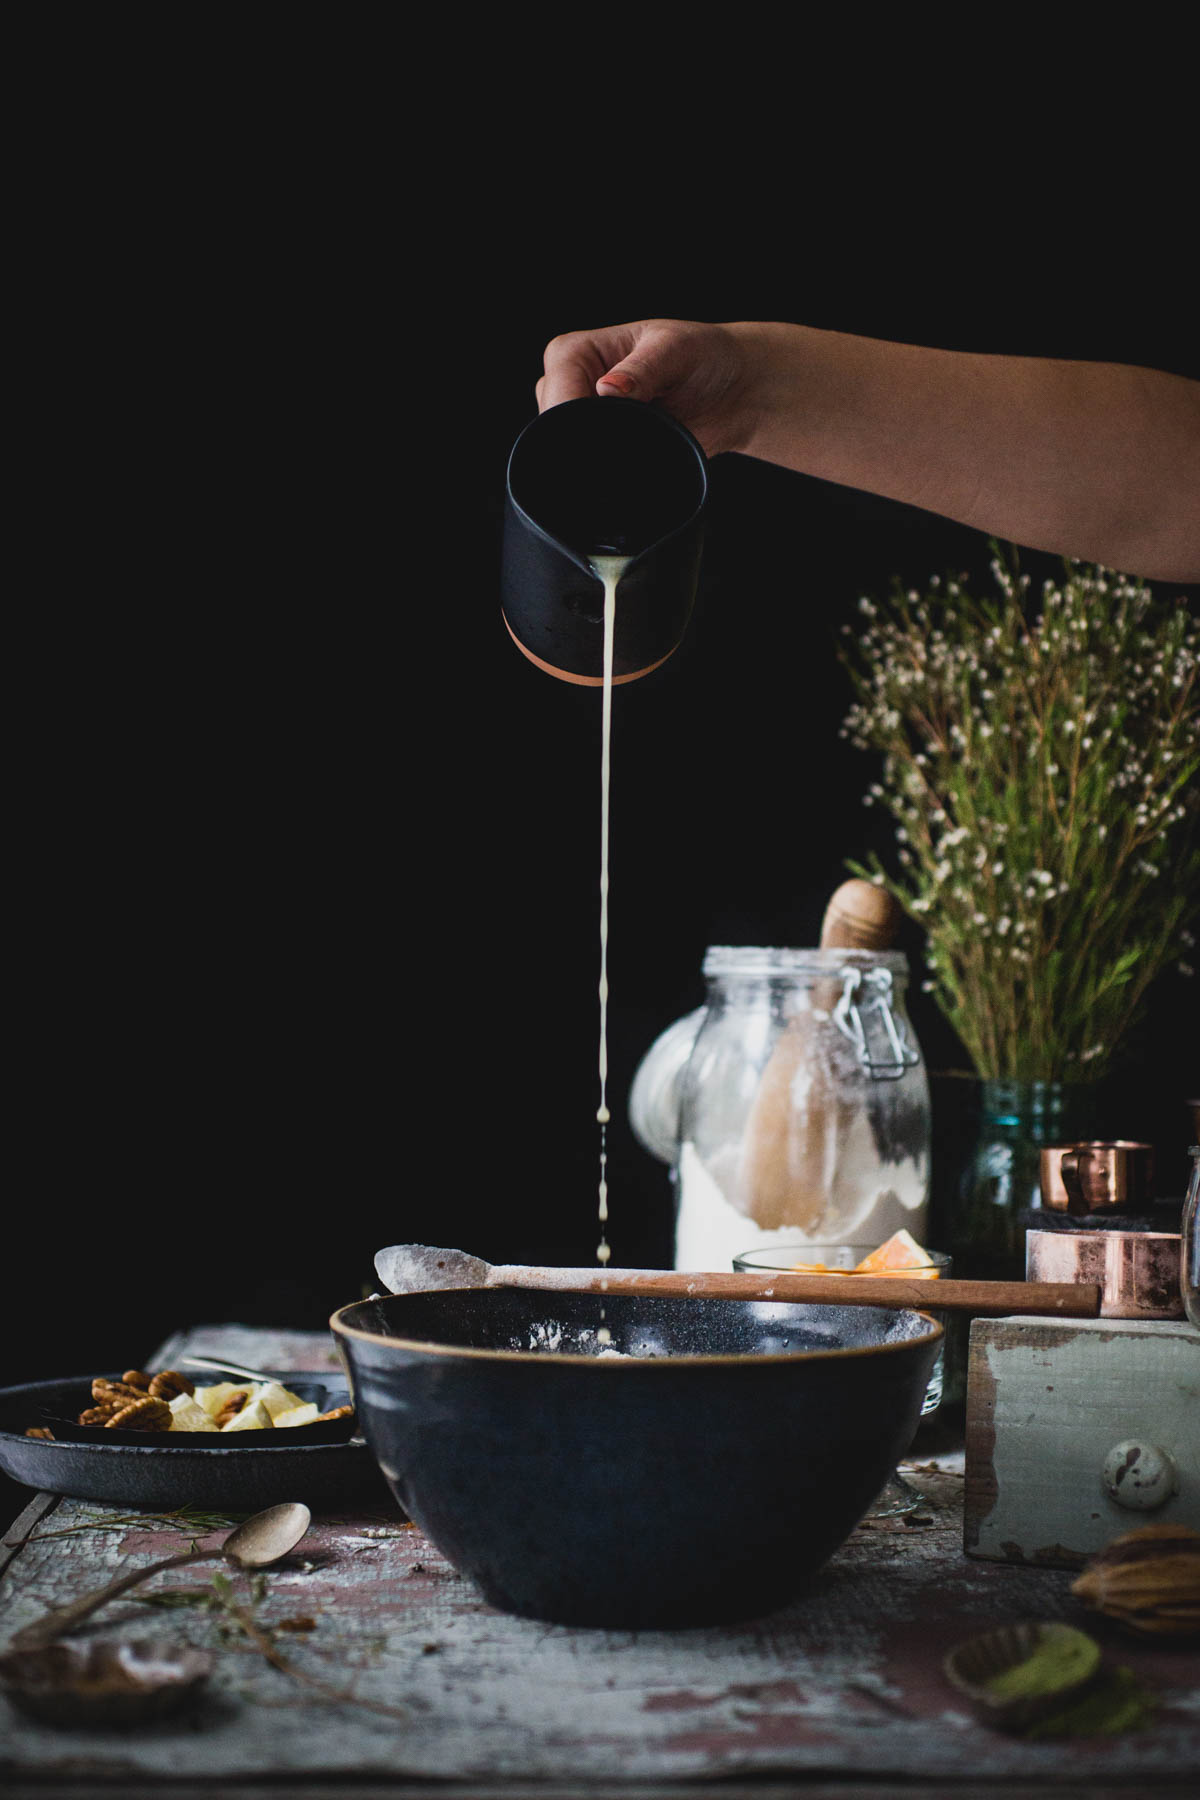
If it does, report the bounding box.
[841,553,1199,1081]
[30,1505,245,1543]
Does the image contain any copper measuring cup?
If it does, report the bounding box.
[1041,1140,1155,1215]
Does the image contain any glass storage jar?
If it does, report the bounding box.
[631,947,930,1272]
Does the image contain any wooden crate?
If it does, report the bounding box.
[964,1313,1200,1567]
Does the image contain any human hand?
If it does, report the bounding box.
[536,319,765,457]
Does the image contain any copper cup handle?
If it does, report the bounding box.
[1058,1148,1090,1216]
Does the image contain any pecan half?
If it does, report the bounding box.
[122,1370,153,1391]
[105,1396,172,1432]
[312,1405,354,1423]
[78,1403,122,1426]
[148,1370,194,1401]
[214,1390,251,1429]
[25,1427,55,1440]
[92,1377,147,1407]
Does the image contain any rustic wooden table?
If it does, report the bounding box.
[2,1323,1198,1799]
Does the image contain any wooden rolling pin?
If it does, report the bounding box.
[374,1245,1101,1318]
[740,879,901,1230]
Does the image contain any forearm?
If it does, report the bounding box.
[732,323,1200,582]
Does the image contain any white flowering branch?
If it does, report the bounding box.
[841,553,1199,1082]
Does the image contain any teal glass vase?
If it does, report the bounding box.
[949,1080,1096,1281]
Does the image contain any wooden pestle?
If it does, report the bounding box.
[739,880,901,1231]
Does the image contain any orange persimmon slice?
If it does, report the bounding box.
[853,1229,940,1278]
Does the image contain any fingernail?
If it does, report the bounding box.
[597,371,635,395]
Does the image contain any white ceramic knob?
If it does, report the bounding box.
[1101,1440,1178,1510]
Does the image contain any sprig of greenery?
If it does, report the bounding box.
[24,1505,245,1545]
[840,553,1199,1082]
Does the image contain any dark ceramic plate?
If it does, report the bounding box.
[0,1372,389,1512]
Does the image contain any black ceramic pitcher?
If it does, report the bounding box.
[501,397,708,684]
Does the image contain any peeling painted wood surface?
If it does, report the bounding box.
[1,1324,1198,1789]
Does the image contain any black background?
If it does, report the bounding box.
[7,125,1198,1443]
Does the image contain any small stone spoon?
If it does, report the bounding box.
[11,1503,311,1651]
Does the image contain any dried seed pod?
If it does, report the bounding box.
[1071,1523,1200,1638]
[213,1390,251,1429]
[24,1427,55,1441]
[104,1396,172,1433]
[148,1370,194,1401]
[122,1370,153,1391]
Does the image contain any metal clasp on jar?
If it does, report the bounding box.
[832,966,919,1079]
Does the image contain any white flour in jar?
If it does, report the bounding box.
[673,1113,927,1272]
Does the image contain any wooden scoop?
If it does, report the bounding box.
[739,880,901,1230]
[374,1245,1100,1318]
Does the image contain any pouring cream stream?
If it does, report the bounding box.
[589,553,632,1341]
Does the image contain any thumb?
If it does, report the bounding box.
[595,328,695,403]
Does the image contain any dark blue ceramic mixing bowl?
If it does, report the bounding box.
[331,1289,941,1629]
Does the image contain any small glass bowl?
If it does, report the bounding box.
[732,1239,951,1411]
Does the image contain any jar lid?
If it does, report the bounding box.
[702,946,910,979]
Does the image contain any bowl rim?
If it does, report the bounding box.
[329,1291,943,1368]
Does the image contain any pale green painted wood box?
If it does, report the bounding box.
[964,1313,1200,1567]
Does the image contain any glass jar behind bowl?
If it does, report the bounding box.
[673,948,930,1272]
